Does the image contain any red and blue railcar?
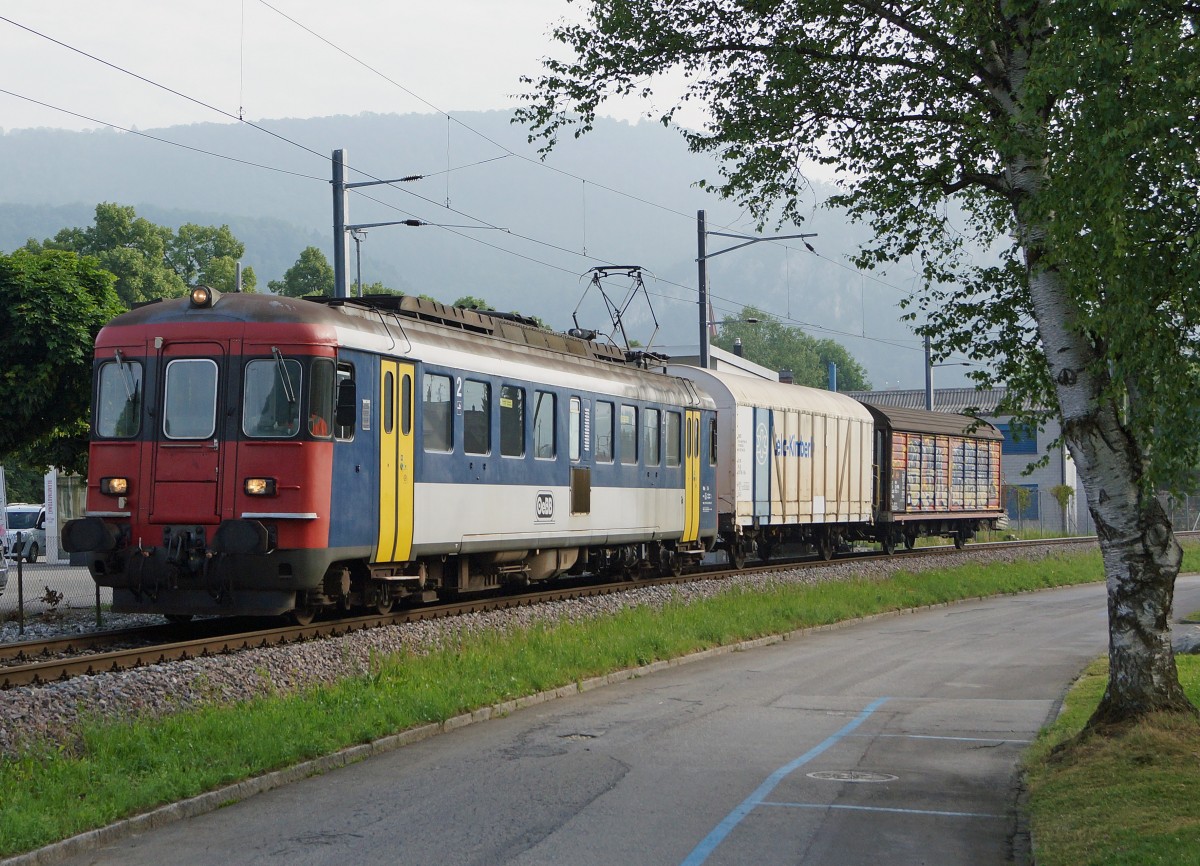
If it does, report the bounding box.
[63,289,718,620]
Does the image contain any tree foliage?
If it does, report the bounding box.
[520,1,1200,726]
[714,306,870,390]
[29,203,257,302]
[269,246,335,297]
[0,249,122,473]
[166,223,257,293]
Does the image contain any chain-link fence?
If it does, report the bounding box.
[0,556,105,638]
[980,488,1200,540]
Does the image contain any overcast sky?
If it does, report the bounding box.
[0,3,975,389]
[0,1,673,134]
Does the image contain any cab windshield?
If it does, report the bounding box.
[243,358,302,437]
[96,359,143,438]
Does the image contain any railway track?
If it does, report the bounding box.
[0,537,1097,689]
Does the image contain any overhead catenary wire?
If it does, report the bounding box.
[0,11,951,361]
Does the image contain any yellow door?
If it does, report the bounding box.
[375,361,415,562]
[683,410,701,544]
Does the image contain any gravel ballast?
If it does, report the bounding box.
[0,544,1095,758]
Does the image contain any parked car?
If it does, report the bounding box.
[4,503,46,563]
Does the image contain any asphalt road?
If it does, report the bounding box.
[52,576,1200,866]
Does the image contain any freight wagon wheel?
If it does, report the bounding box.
[292,606,317,626]
[903,531,917,551]
[953,532,966,550]
[880,534,896,556]
[817,533,835,562]
[729,541,748,571]
[376,595,394,615]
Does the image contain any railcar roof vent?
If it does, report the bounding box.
[314,294,632,365]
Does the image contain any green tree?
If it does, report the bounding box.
[269,246,334,297]
[33,202,185,306]
[0,249,122,473]
[166,223,257,293]
[520,2,1200,726]
[30,203,258,302]
[0,463,45,504]
[714,306,870,390]
[452,295,494,311]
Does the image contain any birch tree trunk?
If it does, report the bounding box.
[998,16,1193,726]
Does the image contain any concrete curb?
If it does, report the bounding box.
[1,594,1043,866]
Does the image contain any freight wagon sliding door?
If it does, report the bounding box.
[375,360,415,563]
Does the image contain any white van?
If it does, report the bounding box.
[4,503,47,563]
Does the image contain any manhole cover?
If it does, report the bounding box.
[807,770,898,783]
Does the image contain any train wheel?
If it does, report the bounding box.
[730,541,747,571]
[818,533,835,561]
[292,606,317,626]
[953,532,967,550]
[880,534,896,556]
[376,595,395,615]
[903,532,917,551]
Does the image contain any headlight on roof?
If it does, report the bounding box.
[189,285,221,308]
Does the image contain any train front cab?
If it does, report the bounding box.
[63,296,365,618]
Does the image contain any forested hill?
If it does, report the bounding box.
[0,111,926,388]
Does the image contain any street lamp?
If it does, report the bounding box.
[350,229,367,298]
[697,210,816,369]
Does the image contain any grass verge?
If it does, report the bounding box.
[0,543,1194,857]
[1024,656,1200,865]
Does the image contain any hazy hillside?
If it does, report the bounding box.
[0,111,951,389]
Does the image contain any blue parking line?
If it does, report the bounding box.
[680,696,890,866]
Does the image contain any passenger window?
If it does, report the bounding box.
[595,401,614,463]
[665,412,681,467]
[620,405,637,465]
[569,397,582,462]
[308,358,335,438]
[644,408,660,466]
[533,390,556,459]
[96,358,143,438]
[423,373,453,452]
[500,385,525,457]
[334,363,356,440]
[166,358,220,439]
[709,418,718,466]
[464,379,490,455]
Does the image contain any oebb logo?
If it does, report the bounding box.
[535,491,555,522]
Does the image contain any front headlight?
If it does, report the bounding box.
[100,477,130,495]
[244,477,278,496]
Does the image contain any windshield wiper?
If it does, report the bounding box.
[271,347,297,405]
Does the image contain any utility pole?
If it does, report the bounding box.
[696,210,816,369]
[330,148,426,299]
[332,149,349,298]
